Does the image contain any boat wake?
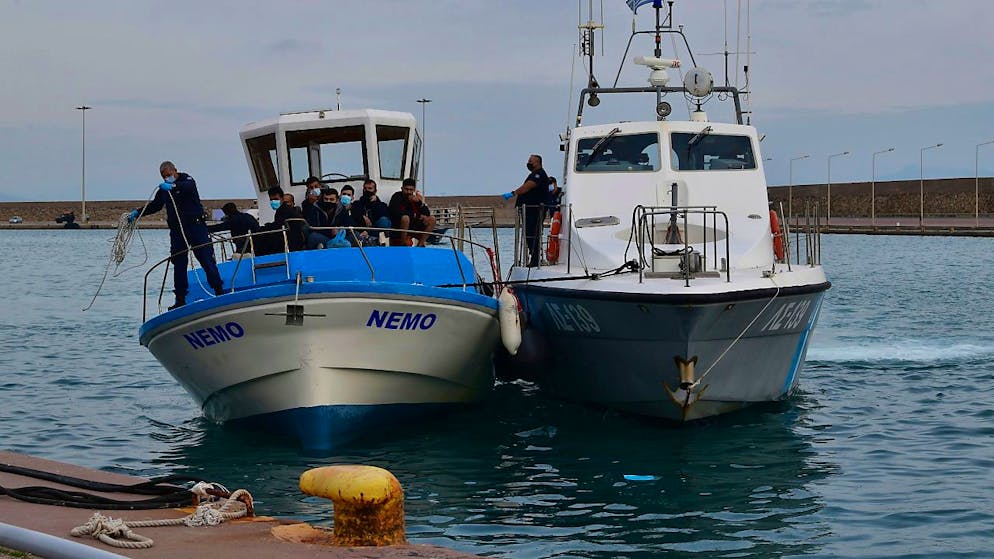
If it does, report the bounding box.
[808,341,994,366]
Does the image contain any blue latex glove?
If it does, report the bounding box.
[502,191,514,200]
[159,181,173,191]
[128,209,139,222]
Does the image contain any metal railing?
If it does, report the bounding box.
[790,201,823,267]
[633,205,730,286]
[142,216,502,321]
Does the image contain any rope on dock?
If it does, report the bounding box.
[70,486,252,550]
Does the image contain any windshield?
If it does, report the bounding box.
[670,133,756,171]
[575,132,660,173]
[285,126,368,185]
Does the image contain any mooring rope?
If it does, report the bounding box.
[70,487,252,550]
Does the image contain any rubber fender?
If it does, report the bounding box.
[499,288,522,356]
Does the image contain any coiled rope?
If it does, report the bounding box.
[70,486,252,550]
[82,188,156,311]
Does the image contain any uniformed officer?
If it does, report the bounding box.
[502,154,550,267]
[129,161,224,309]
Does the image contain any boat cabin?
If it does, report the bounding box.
[240,109,421,223]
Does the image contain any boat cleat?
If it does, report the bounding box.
[665,356,707,419]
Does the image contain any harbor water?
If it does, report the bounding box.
[1,229,992,558]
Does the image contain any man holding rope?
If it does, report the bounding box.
[129,161,224,309]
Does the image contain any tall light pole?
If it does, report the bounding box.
[76,105,92,222]
[976,140,994,228]
[871,147,894,228]
[416,98,431,196]
[920,143,943,230]
[827,151,850,225]
[788,154,809,221]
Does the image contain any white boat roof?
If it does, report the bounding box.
[239,109,416,138]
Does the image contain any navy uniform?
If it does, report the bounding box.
[134,173,224,304]
[516,167,550,267]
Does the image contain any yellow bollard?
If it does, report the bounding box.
[299,465,407,546]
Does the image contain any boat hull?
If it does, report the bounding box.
[140,290,499,449]
[512,282,829,421]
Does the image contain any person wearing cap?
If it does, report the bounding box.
[501,154,550,267]
[207,202,260,254]
[128,161,224,309]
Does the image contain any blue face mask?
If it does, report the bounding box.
[270,200,282,210]
[164,175,176,184]
[340,194,351,206]
[310,188,321,197]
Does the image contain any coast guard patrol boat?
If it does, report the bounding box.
[505,2,830,421]
[138,109,506,450]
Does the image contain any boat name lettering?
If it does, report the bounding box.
[545,302,601,333]
[183,322,245,349]
[366,310,437,331]
[761,300,811,332]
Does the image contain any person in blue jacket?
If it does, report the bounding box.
[129,161,224,309]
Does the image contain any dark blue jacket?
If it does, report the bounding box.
[207,211,260,252]
[302,200,330,229]
[351,194,389,225]
[135,173,205,227]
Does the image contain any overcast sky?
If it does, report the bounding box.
[2,0,994,202]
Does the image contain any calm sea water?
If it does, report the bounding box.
[2,229,993,558]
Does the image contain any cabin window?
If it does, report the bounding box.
[410,130,422,181]
[574,132,660,173]
[670,133,756,171]
[285,126,368,185]
[376,125,409,180]
[246,134,278,192]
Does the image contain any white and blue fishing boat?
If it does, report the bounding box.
[138,109,509,450]
[504,2,831,421]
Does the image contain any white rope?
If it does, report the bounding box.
[70,489,251,550]
[81,188,156,311]
[690,282,781,389]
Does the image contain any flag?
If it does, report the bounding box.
[626,0,661,12]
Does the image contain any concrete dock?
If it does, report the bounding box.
[0,451,479,559]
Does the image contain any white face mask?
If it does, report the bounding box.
[310,188,321,197]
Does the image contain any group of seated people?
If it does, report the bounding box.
[208,176,437,255]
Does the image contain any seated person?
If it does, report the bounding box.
[351,179,391,245]
[257,186,306,253]
[326,190,357,246]
[302,177,331,249]
[207,202,260,253]
[388,178,436,247]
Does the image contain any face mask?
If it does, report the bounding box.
[526,163,535,171]
[362,190,374,199]
[310,188,321,197]
[269,200,281,210]
[340,195,351,206]
[164,175,176,184]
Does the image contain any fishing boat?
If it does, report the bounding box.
[503,1,830,421]
[137,108,511,450]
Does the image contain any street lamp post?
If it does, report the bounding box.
[416,98,431,196]
[871,147,895,228]
[76,105,92,222]
[920,143,943,230]
[976,140,994,228]
[827,151,850,225]
[788,154,810,222]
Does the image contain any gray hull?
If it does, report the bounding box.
[513,283,828,421]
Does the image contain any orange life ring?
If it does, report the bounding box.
[546,210,562,264]
[770,209,785,261]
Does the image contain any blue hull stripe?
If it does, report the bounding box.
[781,294,825,395]
[231,402,460,451]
